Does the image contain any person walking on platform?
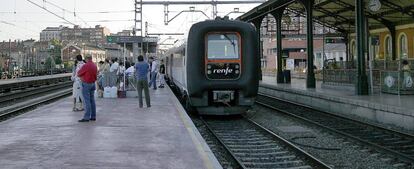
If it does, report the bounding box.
[71,55,85,111]
[135,55,151,108]
[77,55,98,122]
[158,59,165,88]
[148,57,158,90]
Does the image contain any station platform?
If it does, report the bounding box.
[0,86,221,168]
[260,76,414,131]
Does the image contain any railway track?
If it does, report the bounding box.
[201,116,331,169]
[257,93,414,167]
[0,82,72,121]
[0,81,72,107]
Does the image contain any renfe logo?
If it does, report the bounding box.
[213,67,233,75]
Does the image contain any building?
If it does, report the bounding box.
[40,26,64,42]
[349,24,414,64]
[0,40,24,71]
[61,44,106,63]
[60,25,110,46]
[112,30,133,36]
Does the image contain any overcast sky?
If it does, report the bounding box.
[0,0,262,43]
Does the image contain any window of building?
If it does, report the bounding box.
[351,40,356,61]
[384,35,392,60]
[399,33,408,59]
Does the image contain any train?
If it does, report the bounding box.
[164,17,260,115]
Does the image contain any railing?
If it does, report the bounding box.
[323,69,356,85]
[0,68,71,80]
[381,70,414,94]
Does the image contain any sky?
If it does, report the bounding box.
[0,0,263,43]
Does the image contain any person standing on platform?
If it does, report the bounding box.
[402,60,411,77]
[148,57,158,90]
[109,58,119,87]
[158,59,165,88]
[71,55,85,111]
[125,62,135,89]
[102,59,111,88]
[402,60,412,88]
[135,55,151,108]
[77,55,98,122]
[97,61,105,98]
[117,62,125,89]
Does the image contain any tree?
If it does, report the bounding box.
[49,39,63,65]
[45,57,53,69]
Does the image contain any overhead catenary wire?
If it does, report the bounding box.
[44,0,90,27]
[26,0,76,25]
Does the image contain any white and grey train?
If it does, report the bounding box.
[164,17,260,115]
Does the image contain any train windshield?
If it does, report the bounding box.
[207,33,239,59]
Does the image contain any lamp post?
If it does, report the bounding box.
[82,43,86,57]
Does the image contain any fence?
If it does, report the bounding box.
[0,68,71,80]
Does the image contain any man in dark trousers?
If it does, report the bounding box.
[158,59,165,88]
[77,55,98,122]
[135,55,151,108]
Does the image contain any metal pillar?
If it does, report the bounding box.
[134,0,144,57]
[390,27,397,60]
[356,0,369,95]
[252,18,264,80]
[271,10,284,83]
[304,0,315,88]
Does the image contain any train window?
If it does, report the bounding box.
[207,33,239,59]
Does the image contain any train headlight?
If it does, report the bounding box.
[207,64,212,69]
[207,70,212,74]
[235,70,240,74]
[235,65,239,69]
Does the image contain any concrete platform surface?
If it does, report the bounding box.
[260,76,414,130]
[0,86,221,169]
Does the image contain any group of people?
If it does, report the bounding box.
[71,54,98,122]
[71,54,166,122]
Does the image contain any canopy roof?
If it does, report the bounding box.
[238,0,414,34]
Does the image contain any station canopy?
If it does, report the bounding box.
[239,0,414,34]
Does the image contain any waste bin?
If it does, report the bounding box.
[283,70,291,83]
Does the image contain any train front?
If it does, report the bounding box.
[186,18,260,115]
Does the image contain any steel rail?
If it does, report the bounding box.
[0,85,71,120]
[245,118,332,168]
[0,81,72,104]
[202,117,331,169]
[256,93,414,164]
[200,117,247,169]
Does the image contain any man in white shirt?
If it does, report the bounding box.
[110,58,119,73]
[148,57,158,90]
[109,58,119,87]
[125,63,135,90]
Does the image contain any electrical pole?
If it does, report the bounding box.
[134,0,144,61]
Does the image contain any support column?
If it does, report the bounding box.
[344,35,349,67]
[356,0,369,95]
[252,18,264,80]
[390,27,397,60]
[304,0,316,88]
[133,42,140,63]
[271,10,285,83]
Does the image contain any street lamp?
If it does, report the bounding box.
[82,43,86,57]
